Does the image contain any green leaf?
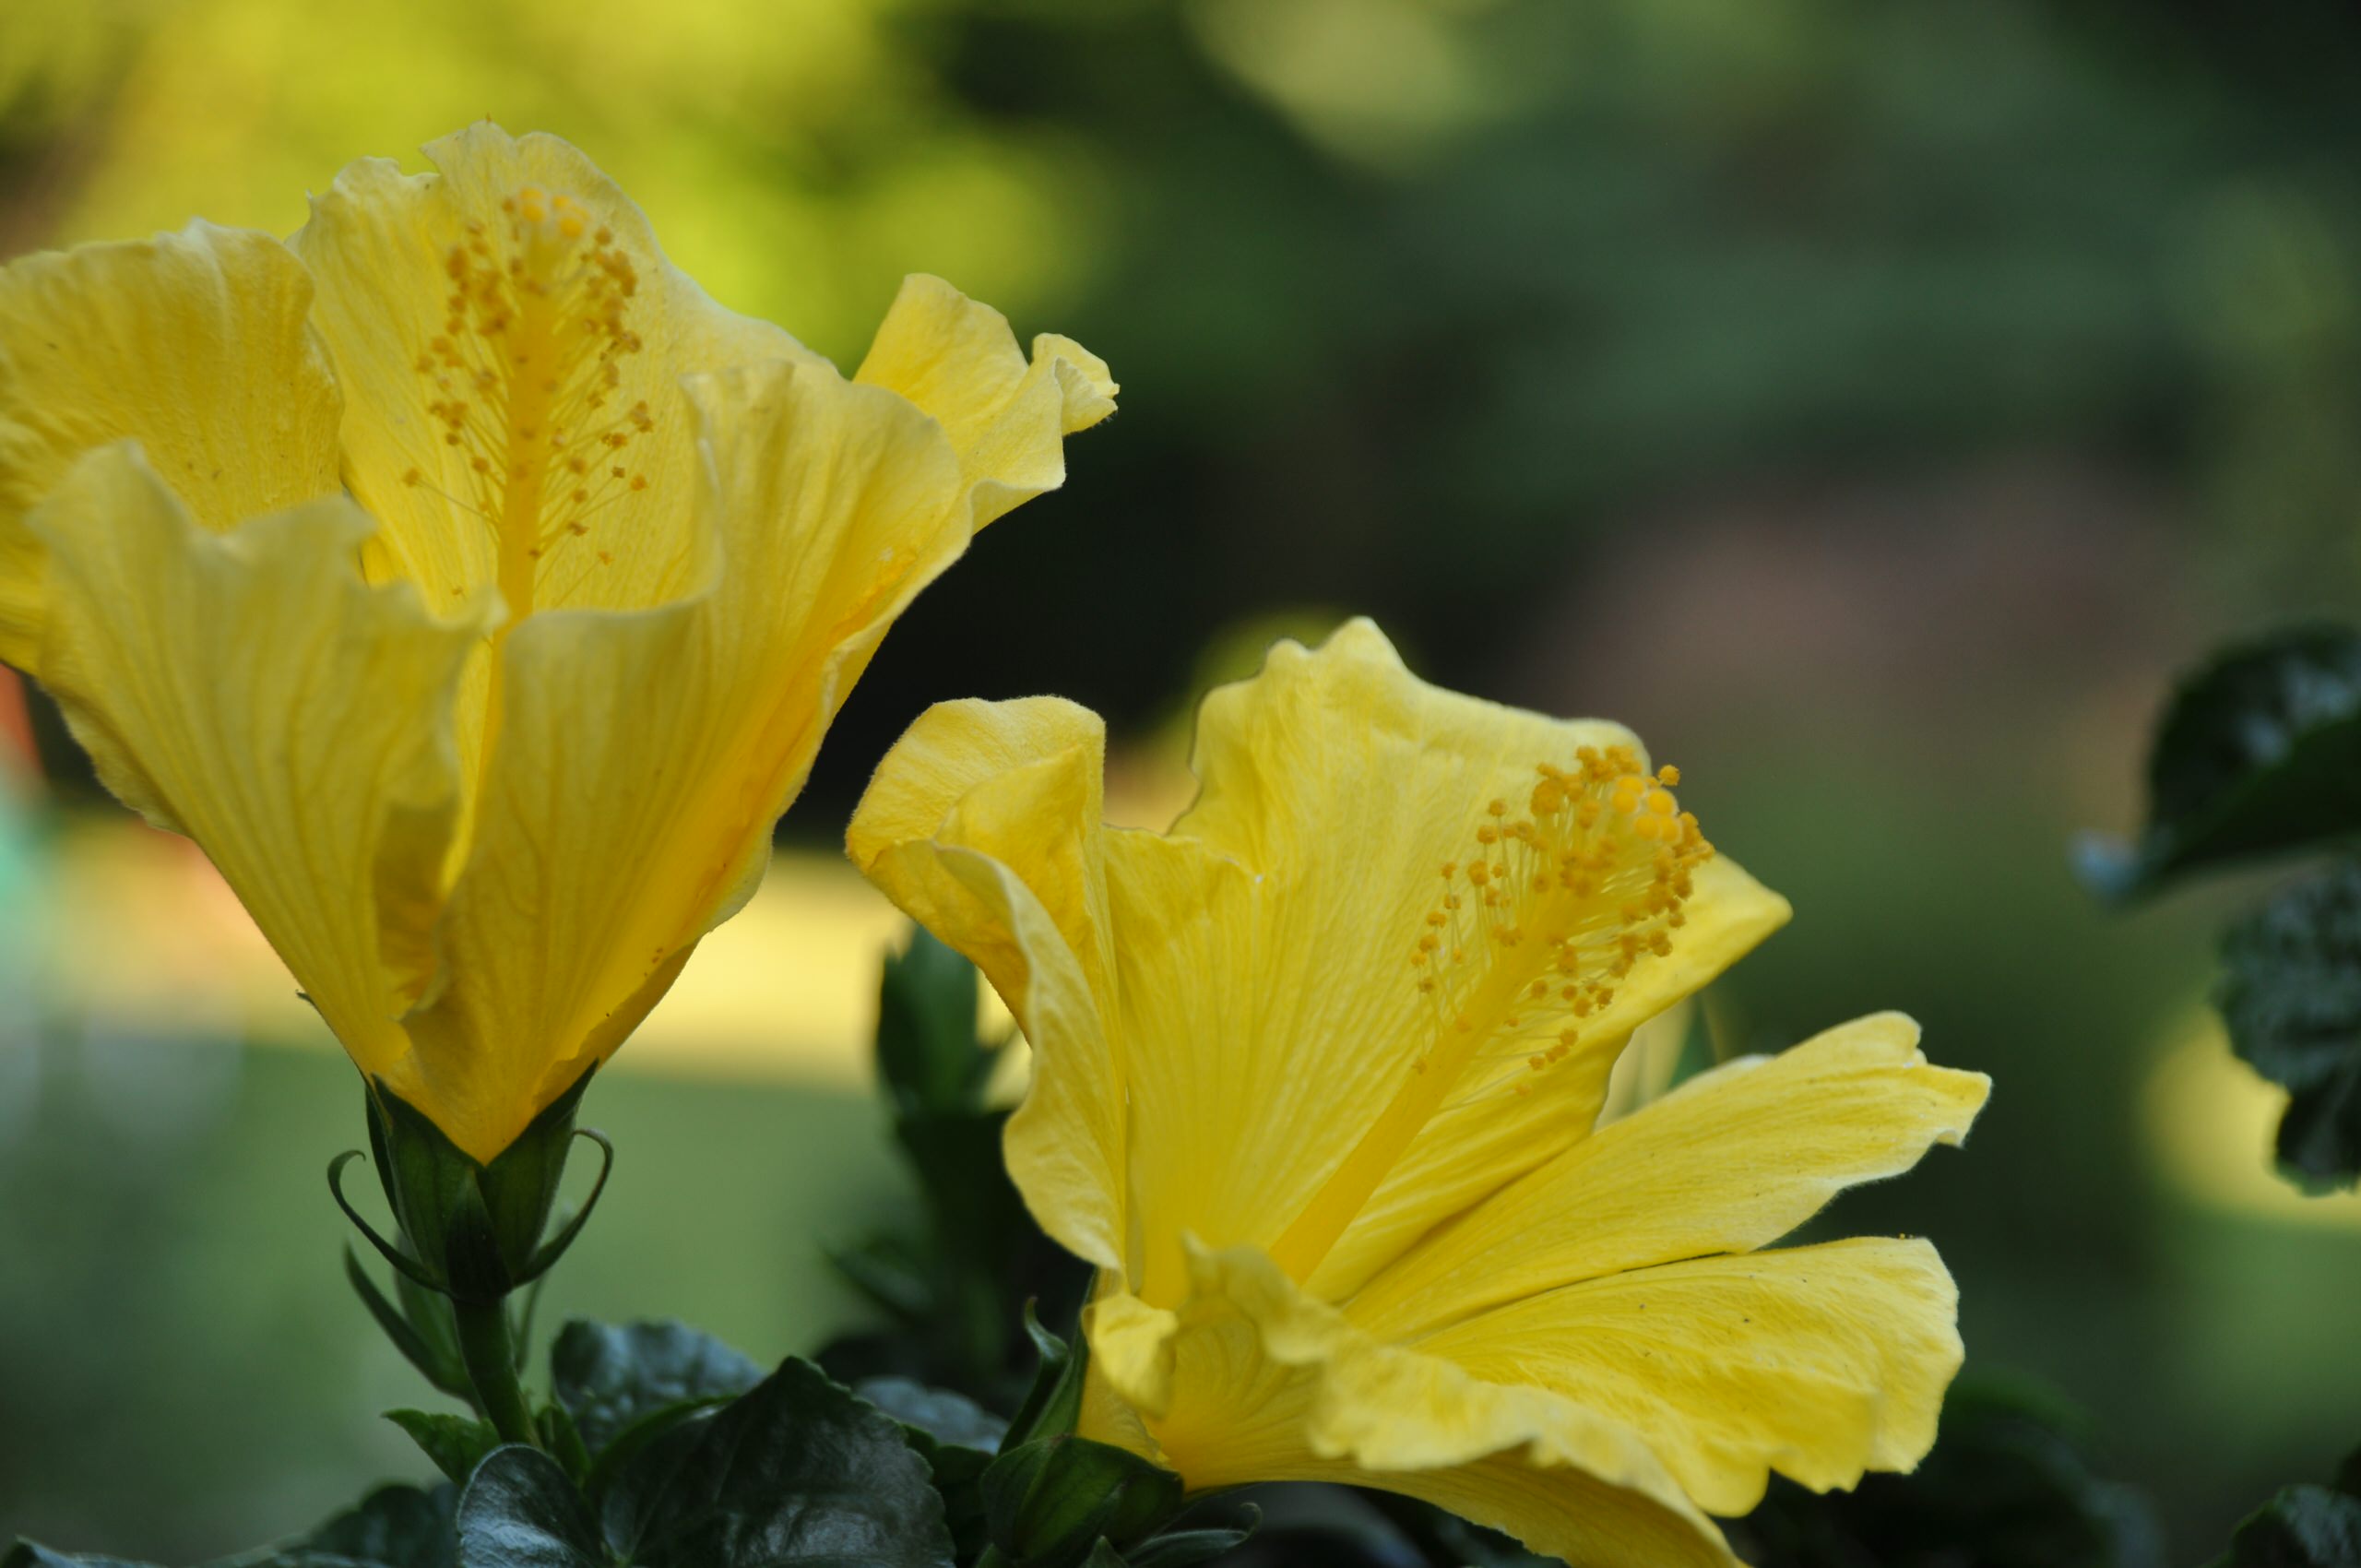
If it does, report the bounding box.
[855,1377,1006,1560]
[456,1446,608,1568]
[2218,862,2361,1188]
[294,1484,460,1568]
[1124,1515,1260,1568]
[876,928,992,1116]
[855,1376,1007,1453]
[2078,624,2361,899]
[982,1437,1185,1568]
[604,1356,953,1567]
[2220,1485,2361,1567]
[182,1483,458,1568]
[549,1319,764,1455]
[388,1409,504,1487]
[1079,1545,1126,1568]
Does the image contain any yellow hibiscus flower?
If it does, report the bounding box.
[0,122,1116,1165]
[848,619,1988,1566]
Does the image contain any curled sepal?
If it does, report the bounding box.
[328,1149,442,1290]
[514,1129,616,1288]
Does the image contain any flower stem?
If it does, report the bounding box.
[452,1294,539,1446]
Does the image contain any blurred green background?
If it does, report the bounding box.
[7,0,2361,1558]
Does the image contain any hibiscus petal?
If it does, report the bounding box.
[856,274,1118,529]
[1410,1237,1965,1515]
[1085,1243,1740,1568]
[27,444,481,1075]
[848,695,1130,1272]
[1352,1012,1989,1336]
[0,221,339,671]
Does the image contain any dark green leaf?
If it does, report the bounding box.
[190,1484,457,1568]
[456,1446,608,1568]
[549,1319,763,1454]
[2218,862,2361,1187]
[2078,625,2361,899]
[876,928,992,1116]
[855,1376,1007,1453]
[579,1401,728,1522]
[982,1437,1184,1568]
[855,1378,1005,1560]
[2220,1485,2361,1567]
[1125,1513,1260,1568]
[389,1409,504,1487]
[4,1548,164,1568]
[607,1356,953,1567]
[298,1484,460,1568]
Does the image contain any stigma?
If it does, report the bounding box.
[400,184,651,611]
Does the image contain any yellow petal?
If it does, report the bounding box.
[26,444,481,1077]
[1166,618,1783,1294]
[1352,1012,1990,1336]
[289,122,807,623]
[849,695,1130,1271]
[0,221,340,671]
[1412,1237,1966,1515]
[405,355,991,1162]
[856,274,1119,529]
[1085,1243,1739,1568]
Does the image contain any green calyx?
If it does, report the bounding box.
[328,1066,611,1305]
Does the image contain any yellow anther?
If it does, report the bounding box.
[1487,798,1508,817]
[1646,789,1677,816]
[1657,765,1681,786]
